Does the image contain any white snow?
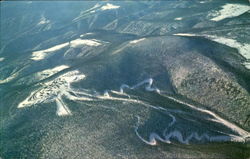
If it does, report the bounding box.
[119,78,160,94]
[37,16,50,25]
[0,66,27,84]
[174,33,250,69]
[17,70,86,116]
[73,4,101,22]
[202,35,250,69]
[244,62,250,69]
[173,33,196,37]
[80,33,94,38]
[16,65,70,86]
[31,42,69,61]
[88,3,101,12]
[134,94,248,146]
[134,115,245,146]
[101,3,120,11]
[129,38,146,44]
[164,95,250,137]
[56,97,72,116]
[74,3,119,22]
[70,39,102,48]
[174,17,183,21]
[0,72,18,84]
[0,57,5,62]
[103,90,110,97]
[18,91,36,108]
[119,84,130,93]
[210,4,250,21]
[31,38,104,61]
[36,65,69,79]
[206,35,250,59]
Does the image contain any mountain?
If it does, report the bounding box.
[0,1,250,159]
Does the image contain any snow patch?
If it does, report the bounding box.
[80,33,94,38]
[174,33,250,69]
[37,16,50,25]
[101,3,120,11]
[206,35,250,69]
[70,39,102,48]
[244,62,250,69]
[31,38,104,61]
[36,65,69,79]
[56,97,72,116]
[0,57,5,62]
[206,35,250,59]
[0,66,27,84]
[134,94,249,145]
[88,3,101,11]
[174,17,183,21]
[210,4,250,21]
[119,78,160,94]
[164,95,249,137]
[31,43,69,61]
[129,38,146,44]
[173,33,196,37]
[15,65,70,87]
[0,72,18,84]
[17,70,86,116]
